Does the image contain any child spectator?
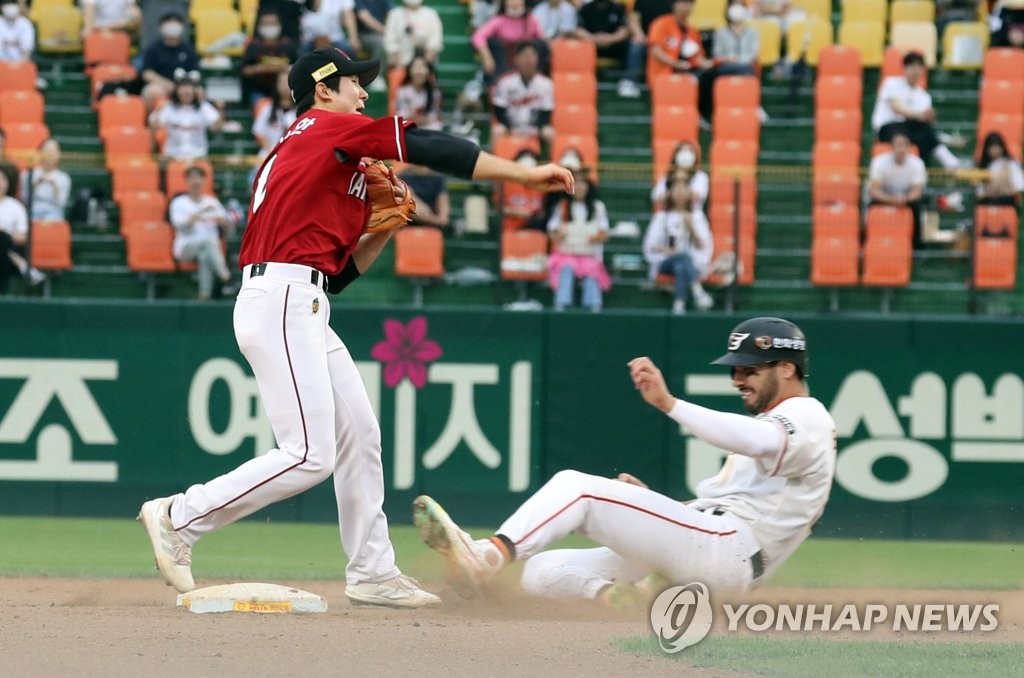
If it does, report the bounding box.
[150,71,224,162]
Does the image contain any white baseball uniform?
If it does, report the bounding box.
[506,396,836,598]
[491,71,554,136]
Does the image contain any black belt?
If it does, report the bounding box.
[704,507,765,580]
[249,263,328,292]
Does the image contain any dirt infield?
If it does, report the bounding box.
[2,578,1020,678]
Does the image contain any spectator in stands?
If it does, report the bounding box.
[258,0,307,44]
[867,131,927,249]
[624,0,675,93]
[384,0,444,69]
[976,131,1024,208]
[251,71,297,183]
[394,54,444,130]
[151,71,224,162]
[302,0,360,53]
[139,0,190,48]
[491,42,556,144]
[643,178,714,314]
[0,128,19,197]
[168,166,236,301]
[0,170,46,292]
[749,0,805,32]
[82,0,142,36]
[0,0,33,63]
[651,140,708,210]
[502,147,545,231]
[19,139,71,222]
[547,168,611,312]
[242,11,300,107]
[399,164,451,229]
[532,0,577,40]
[472,0,546,84]
[645,0,711,88]
[140,12,201,109]
[577,0,644,99]
[355,0,393,66]
[872,52,965,172]
[990,0,1024,48]
[698,3,759,121]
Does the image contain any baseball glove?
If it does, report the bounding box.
[363,159,416,233]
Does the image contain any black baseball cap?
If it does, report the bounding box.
[288,48,380,103]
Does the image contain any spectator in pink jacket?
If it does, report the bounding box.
[472,0,547,83]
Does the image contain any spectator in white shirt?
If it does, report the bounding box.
[0,170,45,291]
[531,0,577,40]
[867,131,928,248]
[250,70,297,185]
[643,178,714,314]
[651,140,709,210]
[384,0,444,68]
[394,54,444,130]
[871,51,964,171]
[19,139,71,221]
[168,165,235,301]
[976,131,1024,209]
[491,41,555,143]
[0,0,33,62]
[81,0,141,35]
[151,73,224,162]
[301,0,360,53]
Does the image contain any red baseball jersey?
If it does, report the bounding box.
[239,111,414,276]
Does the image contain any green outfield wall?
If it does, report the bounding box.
[1,299,1022,541]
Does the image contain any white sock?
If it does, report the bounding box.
[933,145,960,170]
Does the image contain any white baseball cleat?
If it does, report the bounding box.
[412,495,503,598]
[344,574,441,608]
[138,497,196,593]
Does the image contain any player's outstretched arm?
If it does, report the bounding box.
[470,151,575,194]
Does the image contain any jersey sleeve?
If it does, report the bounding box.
[753,400,833,478]
[330,114,416,163]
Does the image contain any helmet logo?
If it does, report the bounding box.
[755,335,773,349]
[727,332,750,351]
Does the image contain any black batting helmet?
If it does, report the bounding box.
[710,317,809,377]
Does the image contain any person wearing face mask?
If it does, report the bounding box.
[140,12,201,110]
[383,0,444,69]
[696,2,759,122]
[138,0,190,48]
[242,12,300,107]
[644,178,714,314]
[20,139,72,222]
[0,0,34,63]
[257,0,309,44]
[472,0,545,83]
[651,140,709,211]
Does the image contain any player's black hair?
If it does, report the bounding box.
[902,51,925,68]
[978,131,1011,170]
[295,73,341,115]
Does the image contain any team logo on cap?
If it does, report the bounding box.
[727,332,750,351]
[312,62,338,82]
[755,335,773,350]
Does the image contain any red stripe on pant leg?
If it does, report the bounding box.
[513,493,738,546]
[175,285,310,531]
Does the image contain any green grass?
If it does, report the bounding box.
[616,636,1024,678]
[0,517,1021,591]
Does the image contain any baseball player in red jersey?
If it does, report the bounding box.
[139,48,575,608]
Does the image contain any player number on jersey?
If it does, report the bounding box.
[252,154,278,214]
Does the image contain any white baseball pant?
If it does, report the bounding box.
[498,470,762,599]
[168,263,399,586]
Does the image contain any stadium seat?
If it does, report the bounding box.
[817,45,863,77]
[238,0,260,33]
[843,0,886,24]
[880,46,929,87]
[812,140,860,170]
[30,219,72,271]
[551,134,599,168]
[976,113,1024,160]
[551,103,597,137]
[500,229,548,282]
[890,22,938,67]
[983,48,1024,81]
[815,75,863,112]
[709,202,757,238]
[975,205,1020,240]
[705,233,755,285]
[550,38,597,75]
[117,192,168,235]
[748,19,782,66]
[4,123,50,154]
[190,0,235,23]
[83,30,131,67]
[813,202,860,239]
[394,227,444,306]
[866,205,914,241]
[714,76,760,109]
[552,72,598,107]
[101,126,153,159]
[709,139,759,171]
[785,19,833,65]
[941,22,989,70]
[712,107,761,143]
[491,133,541,161]
[166,160,215,196]
[709,172,757,208]
[650,73,698,109]
[890,0,935,23]
[973,237,1018,290]
[28,0,72,21]
[90,63,138,97]
[652,105,700,144]
[837,21,885,67]
[97,94,146,130]
[35,5,83,53]
[815,107,863,144]
[112,163,161,199]
[792,0,831,20]
[811,234,860,287]
[0,60,38,92]
[980,79,1024,116]
[125,221,176,272]
[193,8,244,56]
[691,0,727,30]
[862,234,912,287]
[813,168,861,207]
[0,90,45,126]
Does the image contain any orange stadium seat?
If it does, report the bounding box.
[975,205,1020,240]
[973,237,1018,290]
[815,76,863,112]
[0,61,38,92]
[813,168,861,206]
[112,163,161,199]
[815,108,863,144]
[983,48,1024,81]
[394,226,444,306]
[83,30,131,67]
[976,113,1023,160]
[650,72,699,109]
[500,229,548,282]
[811,233,860,287]
[652,105,700,144]
[491,133,541,161]
[813,202,860,239]
[812,141,861,170]
[709,202,757,238]
[713,76,760,109]
[817,45,862,78]
[712,107,761,143]
[30,219,72,271]
[709,171,757,208]
[90,63,138,96]
[979,79,1024,116]
[866,205,914,242]
[166,159,215,196]
[705,233,755,285]
[0,90,45,126]
[101,125,153,159]
[550,38,597,75]
[551,134,599,168]
[551,103,597,137]
[862,233,912,287]
[97,94,147,129]
[125,221,176,272]
[117,192,168,235]
[4,123,50,153]
[709,139,759,170]
[551,72,597,107]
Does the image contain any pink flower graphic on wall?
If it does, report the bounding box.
[371,316,443,388]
